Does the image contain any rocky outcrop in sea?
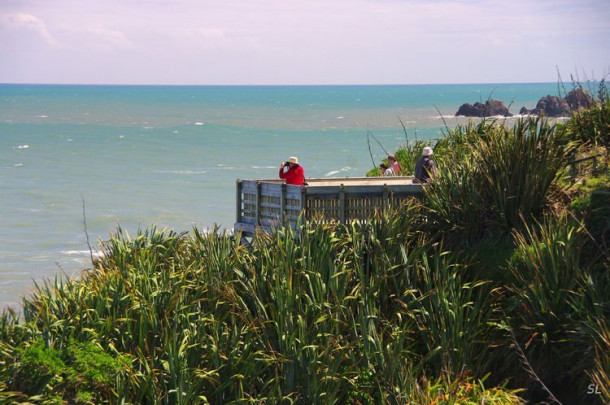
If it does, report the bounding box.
[455,99,512,117]
[519,88,593,117]
[456,88,594,118]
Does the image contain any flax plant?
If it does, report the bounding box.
[506,216,603,403]
[475,118,575,232]
[423,157,489,243]
[410,252,501,378]
[425,118,575,245]
[588,319,610,403]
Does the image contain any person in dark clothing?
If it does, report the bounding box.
[279,156,305,185]
[414,146,436,184]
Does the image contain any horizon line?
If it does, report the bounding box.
[0,81,568,87]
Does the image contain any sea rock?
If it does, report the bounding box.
[455,99,512,117]
[565,88,593,110]
[520,95,570,117]
[519,88,593,117]
[455,102,486,117]
[536,95,570,117]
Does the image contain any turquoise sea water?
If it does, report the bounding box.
[1,83,560,309]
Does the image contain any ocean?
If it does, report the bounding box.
[1,83,560,310]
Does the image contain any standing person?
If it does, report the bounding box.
[388,155,401,175]
[279,156,305,185]
[414,147,436,184]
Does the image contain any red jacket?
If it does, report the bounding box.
[279,165,305,185]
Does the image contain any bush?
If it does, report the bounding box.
[11,340,65,395]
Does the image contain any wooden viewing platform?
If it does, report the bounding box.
[234,177,424,237]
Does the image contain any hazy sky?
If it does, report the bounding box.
[1,0,608,85]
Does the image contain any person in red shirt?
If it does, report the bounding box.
[279,156,305,185]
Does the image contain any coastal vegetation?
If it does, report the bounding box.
[0,84,608,404]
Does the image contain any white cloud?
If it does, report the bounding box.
[0,12,59,46]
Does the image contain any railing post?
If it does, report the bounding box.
[255,181,262,227]
[300,185,306,216]
[339,184,346,224]
[383,184,389,210]
[281,183,287,225]
[236,179,242,225]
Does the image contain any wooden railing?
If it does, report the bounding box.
[235,177,424,237]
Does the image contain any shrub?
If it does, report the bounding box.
[11,340,65,395]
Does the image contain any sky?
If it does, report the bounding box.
[0,0,608,85]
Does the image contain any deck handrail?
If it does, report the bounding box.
[234,177,424,238]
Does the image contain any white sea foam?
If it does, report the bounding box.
[14,163,23,167]
[194,122,204,126]
[325,167,355,176]
[15,144,29,149]
[62,250,98,257]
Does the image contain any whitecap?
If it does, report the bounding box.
[61,250,103,262]
[36,115,48,119]
[251,165,276,169]
[14,163,23,167]
[336,116,344,120]
[194,122,204,126]
[62,250,92,256]
[325,167,355,177]
[16,145,29,149]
